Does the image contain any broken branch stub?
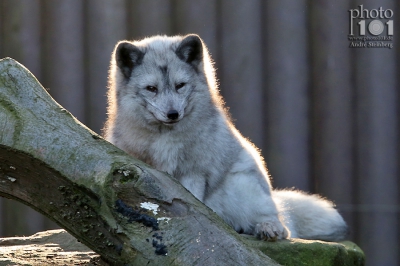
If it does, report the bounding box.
[0,58,277,265]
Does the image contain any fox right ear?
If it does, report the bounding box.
[115,42,144,79]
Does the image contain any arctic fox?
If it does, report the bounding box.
[104,34,348,241]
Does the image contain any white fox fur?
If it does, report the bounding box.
[104,34,347,241]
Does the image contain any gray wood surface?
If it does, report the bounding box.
[129,0,173,38]
[354,2,398,265]
[42,0,86,122]
[86,0,127,133]
[264,0,310,191]
[309,0,355,238]
[219,0,264,148]
[0,0,45,237]
[353,0,398,264]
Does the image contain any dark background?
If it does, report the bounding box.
[0,1,398,265]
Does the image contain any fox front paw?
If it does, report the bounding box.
[255,220,289,241]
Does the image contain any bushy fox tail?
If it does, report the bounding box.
[272,189,348,241]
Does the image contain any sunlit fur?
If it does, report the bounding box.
[104,34,348,241]
[105,35,223,133]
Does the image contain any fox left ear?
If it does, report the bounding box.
[176,34,203,67]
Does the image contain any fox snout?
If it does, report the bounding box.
[162,109,181,125]
[149,106,183,125]
[142,97,185,125]
[167,109,179,120]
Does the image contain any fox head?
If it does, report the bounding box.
[106,34,221,133]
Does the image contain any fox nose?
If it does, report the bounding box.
[167,110,179,120]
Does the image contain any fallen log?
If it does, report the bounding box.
[0,58,364,265]
[0,57,279,265]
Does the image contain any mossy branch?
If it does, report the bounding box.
[0,58,278,265]
[0,58,366,266]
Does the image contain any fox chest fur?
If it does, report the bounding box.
[110,105,242,202]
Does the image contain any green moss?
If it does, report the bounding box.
[117,168,140,183]
[243,237,365,266]
[0,98,22,146]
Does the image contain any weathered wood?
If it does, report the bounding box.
[85,0,127,133]
[263,0,310,191]
[219,0,264,148]
[309,0,355,237]
[42,0,86,123]
[354,1,398,264]
[0,0,46,236]
[0,58,278,265]
[129,0,173,38]
[173,0,218,60]
[1,0,41,78]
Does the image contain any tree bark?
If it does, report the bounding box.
[0,58,278,265]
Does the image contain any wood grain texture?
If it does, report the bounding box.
[219,0,264,148]
[309,0,355,238]
[42,0,86,123]
[263,0,310,191]
[353,1,398,265]
[85,0,128,133]
[129,0,173,38]
[0,0,44,237]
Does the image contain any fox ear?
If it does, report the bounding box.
[176,34,203,67]
[115,41,144,79]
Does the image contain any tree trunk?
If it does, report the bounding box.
[0,58,278,265]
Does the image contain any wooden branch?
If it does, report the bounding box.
[0,58,366,266]
[0,58,278,265]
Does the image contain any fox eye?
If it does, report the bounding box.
[175,82,186,90]
[146,86,158,93]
